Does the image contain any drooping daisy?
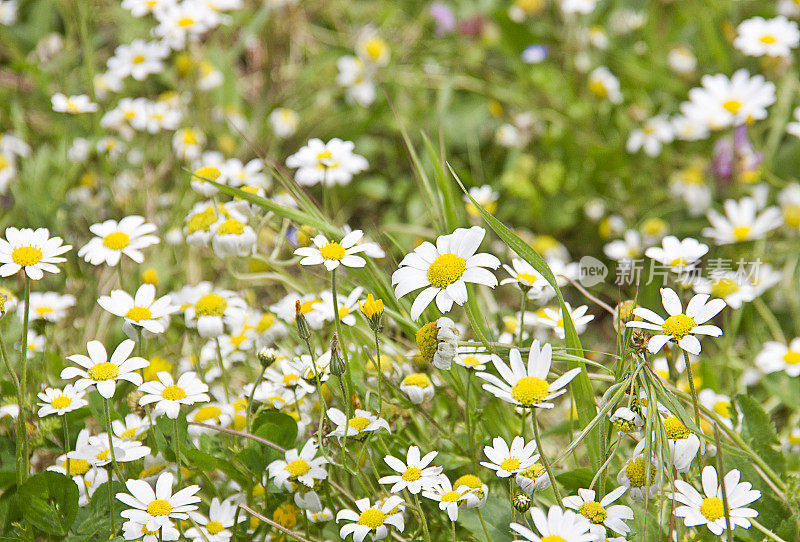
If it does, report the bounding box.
[122,519,179,542]
[392,226,501,320]
[509,505,595,542]
[477,341,582,409]
[98,283,177,338]
[210,217,258,258]
[138,372,210,419]
[62,339,149,398]
[285,138,368,187]
[294,491,334,523]
[51,93,98,113]
[515,462,550,494]
[755,338,800,377]
[295,230,372,271]
[336,496,405,542]
[463,185,499,217]
[454,348,496,371]
[480,436,538,478]
[609,407,644,433]
[116,472,202,532]
[399,373,435,404]
[703,197,783,245]
[626,115,674,157]
[734,16,799,58]
[327,408,390,440]
[563,486,634,539]
[454,474,489,508]
[185,497,244,542]
[0,227,71,280]
[671,465,760,536]
[36,384,88,417]
[378,446,443,494]
[78,216,159,266]
[626,288,725,355]
[267,439,329,491]
[644,235,708,272]
[113,412,150,440]
[414,317,459,370]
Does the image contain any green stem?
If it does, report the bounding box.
[215,338,230,402]
[18,276,30,482]
[531,409,563,508]
[174,416,182,487]
[477,509,493,542]
[0,327,25,487]
[330,269,354,415]
[465,371,477,472]
[103,398,124,481]
[682,350,701,435]
[375,331,383,416]
[107,465,116,534]
[517,289,527,345]
[413,494,432,542]
[246,368,266,434]
[451,520,456,542]
[62,414,71,480]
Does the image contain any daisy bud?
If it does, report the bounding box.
[415,317,459,370]
[295,301,312,341]
[330,334,346,377]
[257,347,279,368]
[513,492,532,513]
[359,294,384,332]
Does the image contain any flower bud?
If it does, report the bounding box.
[513,492,532,513]
[330,334,346,376]
[295,301,311,341]
[359,294,384,333]
[257,347,279,368]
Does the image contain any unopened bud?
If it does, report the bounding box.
[257,347,279,368]
[330,334,346,376]
[295,301,311,341]
[513,493,531,513]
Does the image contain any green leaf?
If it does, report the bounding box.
[451,163,601,472]
[18,471,79,536]
[736,394,786,474]
[253,411,298,450]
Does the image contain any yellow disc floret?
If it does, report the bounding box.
[416,322,439,363]
[358,508,386,529]
[147,499,172,516]
[320,241,345,261]
[103,231,131,250]
[88,362,119,381]
[401,467,421,481]
[50,395,72,410]
[126,306,152,321]
[625,456,656,488]
[578,501,607,524]
[161,385,187,401]
[11,246,43,267]
[285,459,310,477]
[206,521,224,534]
[348,416,371,432]
[499,457,521,472]
[663,416,692,440]
[511,376,550,407]
[195,293,227,317]
[427,253,466,289]
[661,314,696,340]
[700,497,724,521]
[216,219,245,236]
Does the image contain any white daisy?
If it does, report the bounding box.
[295,230,371,271]
[480,435,539,478]
[210,217,257,258]
[98,283,177,337]
[51,93,98,113]
[534,303,595,339]
[285,138,368,187]
[563,486,634,539]
[138,372,210,419]
[327,408,390,440]
[671,465,760,536]
[61,339,148,399]
[267,439,328,491]
[509,505,595,542]
[617,441,658,500]
[116,472,201,532]
[421,477,472,522]
[378,446,443,494]
[269,108,299,138]
[588,66,622,103]
[336,496,405,542]
[477,341,581,409]
[755,338,800,377]
[734,16,799,58]
[106,39,169,81]
[181,282,248,338]
[626,288,725,355]
[36,384,88,417]
[294,491,334,523]
[691,271,756,310]
[185,497,244,542]
[683,70,776,130]
[644,235,708,272]
[702,197,783,245]
[626,115,674,157]
[500,258,550,298]
[399,373,435,404]
[78,216,159,266]
[392,226,501,320]
[0,227,71,280]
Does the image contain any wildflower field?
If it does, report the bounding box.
[3,0,800,540]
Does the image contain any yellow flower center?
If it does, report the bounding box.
[625,456,656,487]
[121,428,138,439]
[461,355,480,367]
[195,293,227,317]
[661,314,696,340]
[50,395,72,409]
[36,306,54,317]
[402,467,422,481]
[759,34,777,44]
[542,536,566,542]
[516,273,538,285]
[714,401,731,417]
[578,500,607,524]
[132,54,146,64]
[783,205,800,228]
[454,474,482,489]
[139,464,166,478]
[177,17,194,27]
[732,225,751,241]
[88,362,119,381]
[126,306,153,321]
[194,405,222,422]
[441,490,462,502]
[103,231,131,250]
[358,509,386,529]
[784,351,800,365]
[147,499,172,516]
[12,246,44,267]
[186,207,218,233]
[257,313,275,332]
[589,79,608,98]
[298,299,319,314]
[416,322,439,363]
[521,462,546,479]
[62,458,90,476]
[723,99,742,114]
[348,416,371,432]
[700,497,724,521]
[319,241,345,261]
[511,376,550,407]
[402,373,431,388]
[711,278,739,299]
[285,459,310,477]
[427,253,467,289]
[96,449,110,461]
[663,416,692,440]
[338,306,350,320]
[217,219,246,236]
[317,150,332,161]
[206,521,224,534]
[162,384,186,400]
[499,457,521,472]
[364,38,386,60]
[670,257,687,267]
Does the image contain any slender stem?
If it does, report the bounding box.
[451,520,456,542]
[246,368,266,433]
[517,290,526,345]
[477,509,493,542]
[302,339,328,455]
[0,327,25,487]
[62,414,71,480]
[682,350,701,436]
[17,276,30,482]
[531,409,563,508]
[103,398,124,481]
[413,494,432,542]
[375,331,383,416]
[107,465,115,533]
[751,519,789,542]
[330,269,354,414]
[713,425,733,542]
[465,371,477,472]
[174,416,182,486]
[215,338,230,402]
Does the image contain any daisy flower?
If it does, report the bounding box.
[399,373,435,404]
[98,283,177,337]
[626,288,725,355]
[477,341,582,409]
[269,108,299,137]
[626,115,674,157]
[454,348,496,371]
[588,66,622,103]
[703,197,783,245]
[267,439,329,491]
[500,258,550,297]
[392,226,501,320]
[415,317,459,370]
[515,462,550,494]
[509,505,595,542]
[24,329,44,358]
[480,436,538,478]
[36,384,88,417]
[138,372,210,419]
[683,70,776,130]
[534,303,594,339]
[787,107,800,139]
[454,474,489,508]
[113,412,150,440]
[0,227,71,280]
[378,446,443,494]
[51,93,98,113]
[560,0,597,15]
[609,407,644,433]
[671,465,760,535]
[617,440,658,500]
[116,472,202,532]
[644,235,708,272]
[564,487,634,539]
[285,138,368,186]
[734,16,799,58]
[421,477,472,521]
[210,217,257,258]
[78,216,159,266]
[106,39,169,81]
[295,491,334,523]
[327,408,390,440]
[185,497,244,542]
[691,271,756,309]
[181,282,248,338]
[336,496,405,542]
[755,338,800,377]
[463,185,499,217]
[61,339,148,398]
[122,520,179,542]
[603,230,642,265]
[294,230,371,271]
